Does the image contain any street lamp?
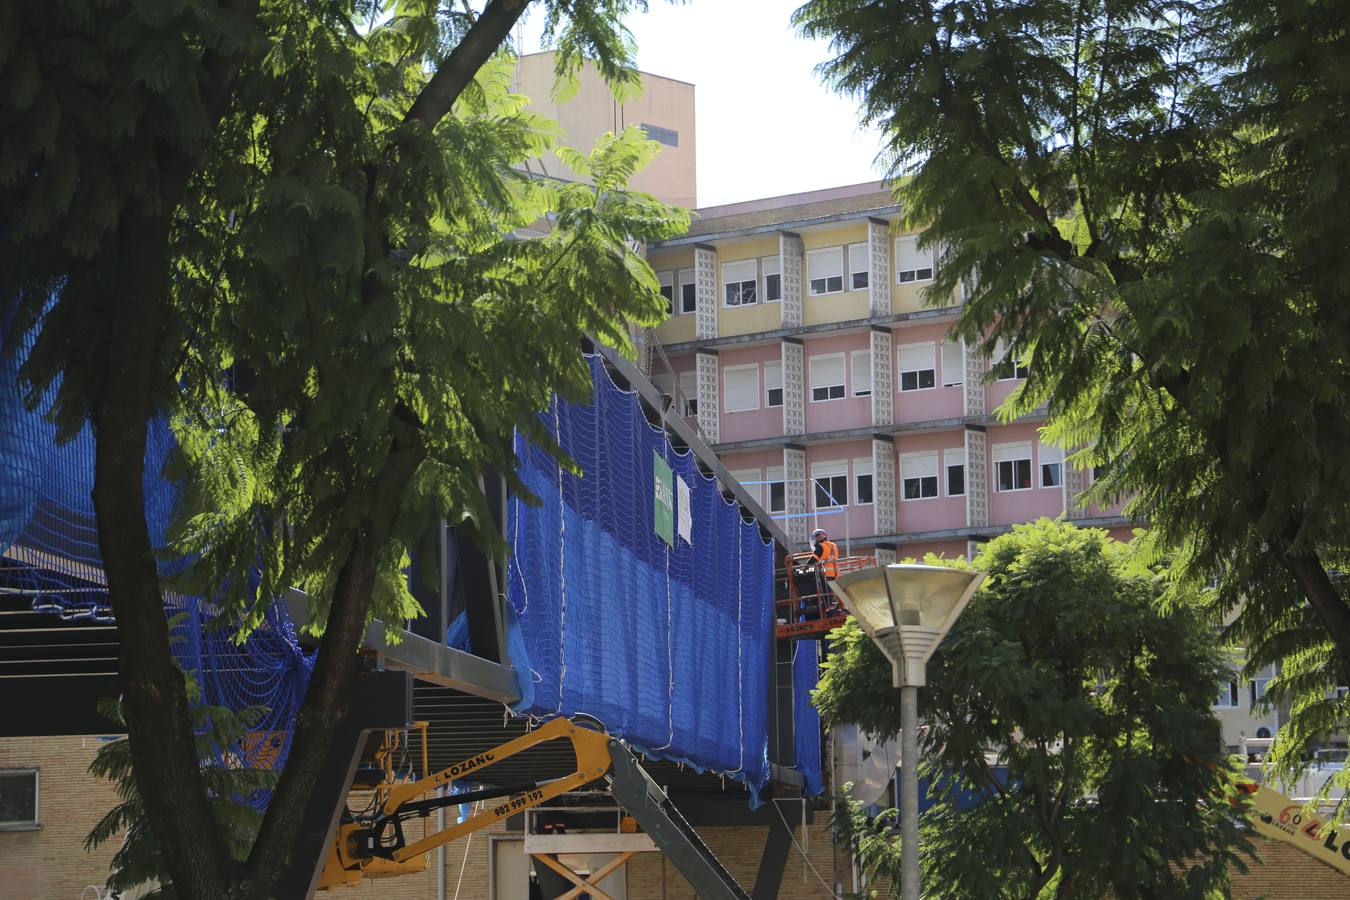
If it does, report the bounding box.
[830,564,985,900]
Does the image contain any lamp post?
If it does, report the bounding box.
[830,564,985,900]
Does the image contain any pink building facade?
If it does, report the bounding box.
[644,182,1130,563]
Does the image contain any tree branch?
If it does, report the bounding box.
[403,0,529,128]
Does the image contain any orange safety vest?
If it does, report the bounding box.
[815,540,840,577]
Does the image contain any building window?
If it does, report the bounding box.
[851,349,872,397]
[993,442,1033,492]
[678,267,696,315]
[764,360,783,408]
[809,353,846,402]
[993,338,1030,380]
[900,451,939,500]
[807,247,844,296]
[898,342,936,392]
[762,255,782,302]
[723,364,760,413]
[895,235,935,283]
[854,458,874,505]
[0,769,38,829]
[1215,679,1240,709]
[766,466,786,514]
[678,372,698,418]
[848,242,870,290]
[945,448,966,497]
[941,339,964,387]
[723,259,758,307]
[658,270,675,315]
[641,123,679,146]
[1039,443,1063,488]
[813,464,849,509]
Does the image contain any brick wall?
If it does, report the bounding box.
[0,735,125,899]
[1232,836,1350,899]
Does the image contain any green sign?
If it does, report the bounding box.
[653,452,674,547]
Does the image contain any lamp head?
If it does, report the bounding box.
[830,563,985,687]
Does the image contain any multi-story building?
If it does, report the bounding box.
[513,51,697,207]
[640,180,1131,563]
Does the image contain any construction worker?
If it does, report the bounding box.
[811,528,840,578]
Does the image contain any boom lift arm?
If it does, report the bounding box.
[318,717,751,900]
[319,717,609,888]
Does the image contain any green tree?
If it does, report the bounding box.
[0,1,684,897]
[816,520,1252,898]
[794,0,1350,774]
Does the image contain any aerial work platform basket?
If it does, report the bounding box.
[775,552,875,640]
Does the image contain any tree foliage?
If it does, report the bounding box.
[796,0,1350,784]
[86,678,277,899]
[816,520,1253,898]
[0,1,683,897]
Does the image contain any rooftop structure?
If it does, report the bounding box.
[513,51,697,208]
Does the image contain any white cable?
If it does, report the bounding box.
[730,521,745,775]
[771,798,837,897]
[450,799,483,900]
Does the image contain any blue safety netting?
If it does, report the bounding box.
[792,639,824,796]
[507,354,775,799]
[0,315,314,783]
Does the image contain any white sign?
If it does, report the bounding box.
[676,475,692,544]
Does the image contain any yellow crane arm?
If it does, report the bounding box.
[1239,780,1350,875]
[319,717,612,890]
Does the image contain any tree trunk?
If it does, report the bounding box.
[94,209,236,897]
[1273,546,1350,679]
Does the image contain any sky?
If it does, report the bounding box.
[517,1,888,207]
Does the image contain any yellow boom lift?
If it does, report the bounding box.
[318,716,750,898]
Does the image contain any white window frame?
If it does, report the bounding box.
[766,466,786,514]
[941,339,964,387]
[848,242,870,291]
[764,359,783,408]
[993,441,1033,492]
[812,460,849,510]
[807,247,845,296]
[900,451,940,501]
[851,349,872,397]
[898,342,937,393]
[678,371,698,418]
[678,267,697,315]
[762,255,782,303]
[0,769,39,830]
[723,363,761,413]
[944,448,966,497]
[993,337,1030,381]
[808,353,847,403]
[1214,679,1240,709]
[658,270,675,315]
[722,259,759,307]
[895,235,935,284]
[853,457,874,506]
[1251,664,1276,705]
[1039,442,1063,488]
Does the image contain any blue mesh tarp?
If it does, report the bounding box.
[0,315,313,781]
[793,639,824,796]
[508,354,775,798]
